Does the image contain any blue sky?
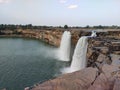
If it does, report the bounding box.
[0,0,120,26]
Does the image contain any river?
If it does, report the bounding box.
[0,37,67,90]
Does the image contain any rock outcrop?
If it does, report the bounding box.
[29,64,120,90]
[0,29,120,47]
[87,37,120,68]
[29,67,98,90]
[88,64,120,90]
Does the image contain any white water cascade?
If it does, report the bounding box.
[70,36,88,71]
[61,31,97,73]
[91,31,97,37]
[59,31,71,61]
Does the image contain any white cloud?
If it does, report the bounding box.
[59,0,67,3]
[0,0,10,4]
[67,4,78,9]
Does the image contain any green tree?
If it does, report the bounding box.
[64,25,68,29]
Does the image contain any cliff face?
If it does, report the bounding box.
[0,29,63,46]
[0,29,120,46]
[21,30,63,46]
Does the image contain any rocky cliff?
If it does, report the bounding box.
[0,29,120,46]
[22,29,119,90]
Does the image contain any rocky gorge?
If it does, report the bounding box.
[0,29,120,90]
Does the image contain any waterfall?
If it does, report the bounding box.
[59,31,71,61]
[91,31,97,37]
[61,31,97,73]
[70,36,88,71]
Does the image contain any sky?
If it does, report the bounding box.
[0,0,120,26]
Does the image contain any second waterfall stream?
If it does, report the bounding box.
[70,36,88,71]
[61,36,88,73]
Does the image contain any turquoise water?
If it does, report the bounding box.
[0,38,67,90]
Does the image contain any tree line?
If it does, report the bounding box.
[0,24,120,30]
[0,24,52,30]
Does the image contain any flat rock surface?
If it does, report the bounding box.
[31,67,98,90]
[30,64,120,90]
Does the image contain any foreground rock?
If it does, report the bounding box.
[28,64,120,90]
[88,64,120,90]
[30,67,98,90]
